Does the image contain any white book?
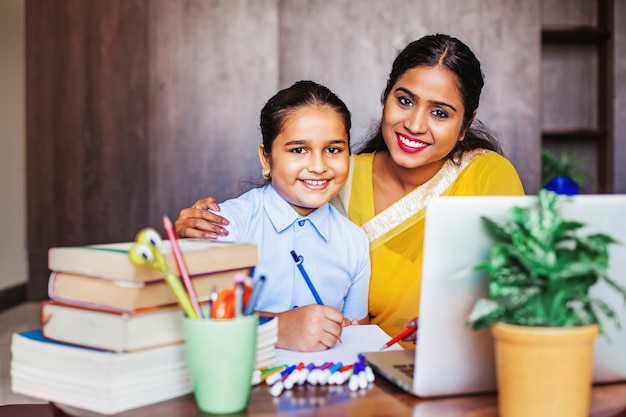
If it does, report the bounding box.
[11,330,192,414]
[11,319,278,413]
[12,371,190,414]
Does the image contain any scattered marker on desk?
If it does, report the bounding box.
[284,362,304,390]
[263,355,372,397]
[327,363,343,385]
[337,364,354,385]
[259,365,288,385]
[295,362,313,386]
[270,365,297,397]
[311,362,333,385]
[358,366,368,389]
[365,364,375,384]
[348,362,361,392]
[266,365,290,386]
[251,369,262,386]
[320,362,342,385]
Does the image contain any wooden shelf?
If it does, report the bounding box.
[541,128,608,142]
[540,0,613,193]
[542,26,610,44]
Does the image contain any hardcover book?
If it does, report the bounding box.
[48,239,258,282]
[47,268,250,311]
[41,301,188,352]
[41,301,279,359]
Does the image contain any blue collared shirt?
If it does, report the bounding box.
[213,184,370,320]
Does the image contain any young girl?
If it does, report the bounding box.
[178,80,370,351]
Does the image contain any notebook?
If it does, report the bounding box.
[365,194,626,398]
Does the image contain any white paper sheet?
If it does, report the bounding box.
[274,324,403,366]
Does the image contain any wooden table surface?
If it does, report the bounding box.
[2,378,626,417]
[3,327,626,417]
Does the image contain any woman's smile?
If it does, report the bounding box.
[396,133,429,153]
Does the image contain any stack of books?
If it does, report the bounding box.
[11,238,278,414]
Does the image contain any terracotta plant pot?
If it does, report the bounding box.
[491,322,599,417]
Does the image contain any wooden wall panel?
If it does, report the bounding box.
[26,0,149,299]
[614,0,626,193]
[279,0,410,147]
[279,0,542,192]
[446,0,542,192]
[147,0,279,231]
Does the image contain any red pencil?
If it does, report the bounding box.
[162,215,203,318]
[379,327,416,350]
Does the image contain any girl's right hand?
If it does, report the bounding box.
[274,305,344,351]
[174,197,230,240]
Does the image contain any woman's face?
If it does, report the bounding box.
[382,65,467,176]
[258,105,350,216]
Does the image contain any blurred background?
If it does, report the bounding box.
[1,0,624,304]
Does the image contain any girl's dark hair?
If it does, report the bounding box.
[260,80,352,155]
[358,34,502,159]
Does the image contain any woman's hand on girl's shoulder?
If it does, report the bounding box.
[174,196,230,239]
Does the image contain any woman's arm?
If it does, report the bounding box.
[175,197,230,239]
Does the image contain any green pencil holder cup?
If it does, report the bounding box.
[183,314,258,414]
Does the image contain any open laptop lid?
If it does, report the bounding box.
[414,194,626,397]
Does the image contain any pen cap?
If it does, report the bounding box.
[183,314,258,414]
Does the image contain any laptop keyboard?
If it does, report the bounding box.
[394,363,415,378]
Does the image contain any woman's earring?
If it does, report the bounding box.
[262,171,271,180]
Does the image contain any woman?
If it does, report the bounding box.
[335,34,525,335]
[175,34,524,344]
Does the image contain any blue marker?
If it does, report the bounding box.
[244,275,266,316]
[290,250,324,305]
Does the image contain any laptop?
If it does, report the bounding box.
[365,194,626,398]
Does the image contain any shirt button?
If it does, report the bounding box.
[298,220,305,226]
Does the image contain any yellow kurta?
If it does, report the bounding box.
[345,150,525,328]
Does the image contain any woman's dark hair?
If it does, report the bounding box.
[260,80,352,155]
[357,34,502,159]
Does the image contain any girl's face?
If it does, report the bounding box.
[258,105,350,216]
[382,65,469,180]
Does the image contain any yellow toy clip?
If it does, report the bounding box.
[128,227,199,319]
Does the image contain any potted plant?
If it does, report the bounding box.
[466,189,626,417]
[541,148,594,195]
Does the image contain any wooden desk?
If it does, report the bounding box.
[3,379,626,417]
[5,326,626,417]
